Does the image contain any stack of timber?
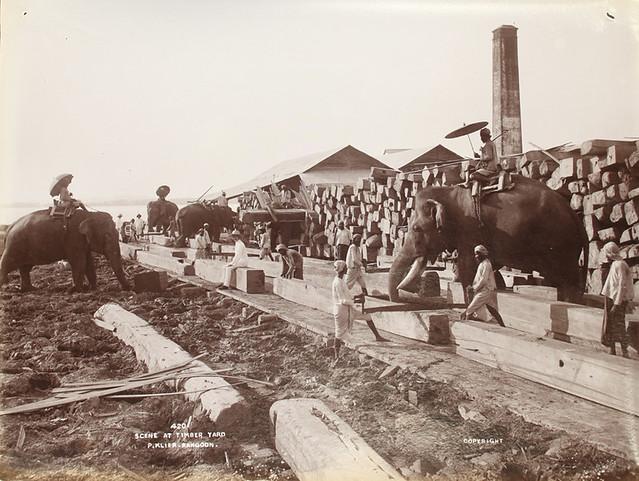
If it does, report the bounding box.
[306,167,419,261]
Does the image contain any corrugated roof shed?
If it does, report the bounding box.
[383,145,464,172]
[220,145,391,199]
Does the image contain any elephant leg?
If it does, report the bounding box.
[19,266,34,292]
[85,252,97,290]
[70,257,88,292]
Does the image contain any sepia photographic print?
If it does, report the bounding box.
[0,1,638,480]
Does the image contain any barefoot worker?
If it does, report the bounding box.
[345,234,367,295]
[276,244,304,280]
[331,260,388,360]
[219,230,248,290]
[601,241,633,358]
[462,244,505,326]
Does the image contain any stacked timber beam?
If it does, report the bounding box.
[307,168,422,261]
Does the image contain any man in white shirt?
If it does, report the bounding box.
[276,244,304,279]
[334,221,352,261]
[203,223,212,258]
[219,230,248,290]
[600,241,633,357]
[134,214,146,240]
[115,214,124,241]
[331,260,388,360]
[462,245,504,326]
[345,234,367,295]
[218,192,228,207]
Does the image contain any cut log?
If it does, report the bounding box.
[269,399,403,481]
[609,203,626,225]
[559,157,577,179]
[133,271,168,293]
[576,158,592,179]
[569,194,583,211]
[606,144,636,169]
[597,227,620,243]
[588,241,603,267]
[601,171,619,188]
[620,227,634,244]
[624,199,639,225]
[581,139,636,156]
[587,171,602,191]
[583,215,600,241]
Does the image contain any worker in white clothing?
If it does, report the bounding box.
[345,234,367,295]
[331,260,388,361]
[218,230,248,290]
[334,221,352,261]
[461,245,505,326]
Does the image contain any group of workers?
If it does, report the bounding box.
[115,214,147,243]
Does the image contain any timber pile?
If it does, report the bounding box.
[307,168,420,261]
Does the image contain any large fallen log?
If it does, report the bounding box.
[269,398,403,481]
[94,304,249,428]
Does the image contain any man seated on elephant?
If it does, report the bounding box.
[467,128,501,196]
[276,244,304,279]
[219,230,248,290]
[462,245,505,326]
[345,234,367,295]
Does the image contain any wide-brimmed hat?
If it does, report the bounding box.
[49,173,73,197]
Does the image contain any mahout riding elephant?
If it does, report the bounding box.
[175,203,236,247]
[147,199,179,233]
[0,210,130,292]
[388,176,587,303]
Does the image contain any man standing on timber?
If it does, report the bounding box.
[600,242,632,358]
[194,228,208,259]
[345,234,367,295]
[276,244,304,279]
[203,223,212,258]
[462,245,505,326]
[219,230,248,290]
[331,260,388,361]
[334,221,352,261]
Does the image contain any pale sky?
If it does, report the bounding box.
[1,0,638,206]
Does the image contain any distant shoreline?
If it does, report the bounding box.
[0,198,194,208]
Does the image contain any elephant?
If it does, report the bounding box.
[0,210,130,292]
[175,203,236,247]
[389,176,587,303]
[147,199,179,233]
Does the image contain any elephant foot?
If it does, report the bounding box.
[20,285,35,293]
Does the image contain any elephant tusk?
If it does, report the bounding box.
[397,256,424,291]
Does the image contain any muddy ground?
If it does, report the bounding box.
[0,257,637,481]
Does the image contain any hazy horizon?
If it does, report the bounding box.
[1,0,638,206]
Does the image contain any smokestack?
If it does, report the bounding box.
[492,25,522,156]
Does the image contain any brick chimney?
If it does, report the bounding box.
[492,25,522,156]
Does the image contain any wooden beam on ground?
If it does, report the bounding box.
[94,303,248,428]
[450,320,639,416]
[269,398,403,481]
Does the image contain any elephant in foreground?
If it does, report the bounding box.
[0,210,130,292]
[175,203,236,247]
[389,176,587,303]
[147,199,179,233]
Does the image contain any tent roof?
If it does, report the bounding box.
[382,145,464,171]
[220,145,391,199]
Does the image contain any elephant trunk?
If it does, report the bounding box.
[389,251,419,302]
[105,247,130,290]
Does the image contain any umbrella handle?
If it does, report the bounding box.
[466,134,477,156]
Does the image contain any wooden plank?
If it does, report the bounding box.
[451,320,639,416]
[581,139,636,156]
[269,399,404,481]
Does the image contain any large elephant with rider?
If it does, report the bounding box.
[389,176,587,303]
[0,210,130,292]
[147,199,179,233]
[175,203,236,247]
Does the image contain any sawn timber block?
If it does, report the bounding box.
[235,268,265,293]
[450,320,639,417]
[133,270,168,293]
[269,398,403,481]
[137,251,195,276]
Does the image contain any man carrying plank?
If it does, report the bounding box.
[600,241,632,358]
[461,245,505,326]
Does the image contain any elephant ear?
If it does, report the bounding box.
[78,218,99,246]
[425,200,446,232]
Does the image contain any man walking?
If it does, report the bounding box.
[345,234,367,295]
[462,245,505,326]
[334,221,352,261]
[601,241,633,358]
[331,260,388,361]
[219,230,248,290]
[134,214,146,240]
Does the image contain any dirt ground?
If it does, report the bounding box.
[0,257,637,481]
